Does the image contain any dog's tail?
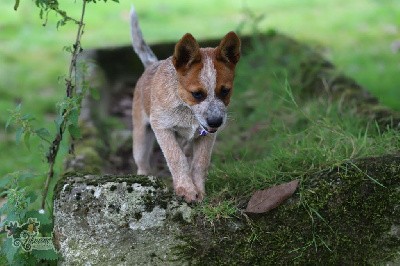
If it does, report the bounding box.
[130,6,158,68]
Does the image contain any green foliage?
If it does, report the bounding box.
[1,176,57,265]
[1,0,113,264]
[2,239,18,265]
[6,104,51,150]
[13,0,119,27]
[31,249,59,261]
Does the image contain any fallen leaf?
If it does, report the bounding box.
[245,180,299,213]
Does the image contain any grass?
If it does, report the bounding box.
[0,0,399,180]
[202,34,400,212]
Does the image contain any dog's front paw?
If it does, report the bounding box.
[194,190,205,202]
[175,183,201,203]
[192,177,205,201]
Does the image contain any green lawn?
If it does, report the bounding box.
[0,0,399,195]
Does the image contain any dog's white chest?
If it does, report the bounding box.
[151,104,200,140]
[174,124,200,140]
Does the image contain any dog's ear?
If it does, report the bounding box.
[216,31,241,66]
[173,33,201,71]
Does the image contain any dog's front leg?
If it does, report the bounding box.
[191,134,216,200]
[152,128,199,202]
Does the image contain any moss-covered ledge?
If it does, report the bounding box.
[54,155,400,264]
[173,154,400,265]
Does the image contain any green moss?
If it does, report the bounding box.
[54,174,166,200]
[134,212,142,220]
[141,185,174,212]
[174,154,400,265]
[142,192,156,212]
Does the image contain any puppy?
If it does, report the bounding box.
[130,7,240,202]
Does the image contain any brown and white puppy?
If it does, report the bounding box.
[130,7,240,202]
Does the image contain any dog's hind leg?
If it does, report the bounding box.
[133,121,155,175]
[132,90,154,175]
[133,124,155,175]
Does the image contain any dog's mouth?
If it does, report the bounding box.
[199,124,218,135]
[206,127,218,133]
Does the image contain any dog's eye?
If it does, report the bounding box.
[220,87,231,97]
[192,91,205,101]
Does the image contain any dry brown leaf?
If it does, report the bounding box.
[245,179,299,214]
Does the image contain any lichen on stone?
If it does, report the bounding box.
[54,174,191,265]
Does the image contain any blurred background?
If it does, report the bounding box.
[0,0,399,184]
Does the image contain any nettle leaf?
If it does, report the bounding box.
[35,127,51,140]
[63,45,73,53]
[15,253,39,265]
[15,127,23,144]
[0,201,8,215]
[5,116,13,130]
[0,175,11,188]
[2,238,18,265]
[68,108,79,125]
[39,223,55,235]
[14,0,20,10]
[25,210,52,226]
[32,249,59,261]
[24,131,31,150]
[54,115,64,129]
[56,98,68,113]
[18,171,36,182]
[5,213,19,225]
[22,114,35,122]
[68,124,81,138]
[0,219,6,229]
[56,20,63,29]
[26,191,38,205]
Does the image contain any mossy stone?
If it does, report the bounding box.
[174,154,400,265]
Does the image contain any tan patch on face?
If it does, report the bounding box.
[213,53,236,106]
[177,61,207,106]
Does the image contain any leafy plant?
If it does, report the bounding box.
[1,0,118,264]
[1,174,57,264]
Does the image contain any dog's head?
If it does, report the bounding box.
[172,32,241,133]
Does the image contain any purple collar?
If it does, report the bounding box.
[199,128,208,136]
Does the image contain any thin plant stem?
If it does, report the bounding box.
[41,0,87,210]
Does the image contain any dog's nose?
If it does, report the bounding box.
[207,117,223,128]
